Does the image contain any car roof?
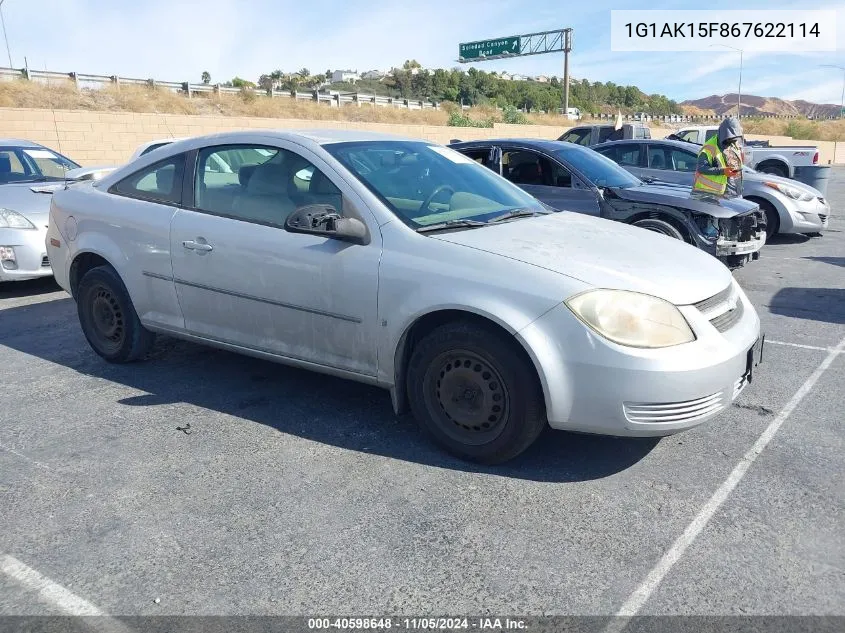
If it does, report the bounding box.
[591,138,700,150]
[450,138,588,154]
[0,138,46,148]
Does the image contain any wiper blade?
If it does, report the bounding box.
[488,208,548,223]
[416,219,487,233]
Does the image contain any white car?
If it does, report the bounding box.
[47,130,763,463]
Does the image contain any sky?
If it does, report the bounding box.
[1,0,845,104]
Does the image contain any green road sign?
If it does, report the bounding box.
[459,36,521,60]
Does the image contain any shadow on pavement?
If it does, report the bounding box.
[766,233,811,245]
[769,287,845,324]
[0,297,658,483]
[0,277,62,300]
[804,256,845,268]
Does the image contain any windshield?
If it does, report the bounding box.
[554,147,642,189]
[325,141,546,228]
[0,146,80,184]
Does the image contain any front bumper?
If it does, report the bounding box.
[0,227,53,282]
[779,197,830,234]
[716,230,766,256]
[517,280,761,437]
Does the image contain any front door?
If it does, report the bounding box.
[500,148,601,216]
[169,142,381,376]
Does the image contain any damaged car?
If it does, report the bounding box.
[449,139,766,268]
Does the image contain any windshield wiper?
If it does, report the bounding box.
[488,208,548,223]
[415,219,487,233]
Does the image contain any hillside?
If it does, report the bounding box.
[681,93,841,119]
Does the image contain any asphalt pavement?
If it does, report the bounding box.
[0,171,843,627]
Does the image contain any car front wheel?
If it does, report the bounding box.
[77,265,155,363]
[407,321,546,464]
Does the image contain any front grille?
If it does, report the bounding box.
[819,213,828,226]
[41,255,50,268]
[693,285,732,313]
[694,284,744,333]
[734,373,749,400]
[624,392,726,424]
[709,299,744,332]
[719,214,759,242]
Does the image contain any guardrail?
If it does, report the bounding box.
[0,66,444,111]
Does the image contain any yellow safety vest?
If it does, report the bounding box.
[693,135,727,196]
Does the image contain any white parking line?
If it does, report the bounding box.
[767,339,843,352]
[1,555,104,615]
[604,334,845,632]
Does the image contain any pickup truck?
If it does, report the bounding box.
[558,123,651,146]
[667,126,819,178]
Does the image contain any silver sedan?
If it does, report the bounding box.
[47,130,763,463]
[1,138,113,282]
[592,138,830,237]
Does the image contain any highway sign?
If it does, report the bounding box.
[459,36,521,61]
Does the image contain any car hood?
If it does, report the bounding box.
[611,182,759,218]
[432,213,732,306]
[0,182,54,225]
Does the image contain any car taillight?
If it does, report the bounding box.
[813,150,819,164]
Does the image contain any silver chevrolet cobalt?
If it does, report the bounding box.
[47,130,763,463]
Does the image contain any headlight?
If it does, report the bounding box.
[764,181,814,202]
[0,208,37,230]
[565,289,695,348]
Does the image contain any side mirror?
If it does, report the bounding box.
[284,204,370,245]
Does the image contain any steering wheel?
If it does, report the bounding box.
[418,185,456,215]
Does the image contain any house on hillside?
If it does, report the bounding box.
[511,74,527,81]
[497,72,513,81]
[534,75,550,83]
[361,70,387,80]
[331,70,360,83]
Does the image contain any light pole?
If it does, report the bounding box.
[712,43,743,118]
[819,65,845,163]
[0,0,11,68]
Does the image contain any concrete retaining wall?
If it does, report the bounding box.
[0,107,840,166]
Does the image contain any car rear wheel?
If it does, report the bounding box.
[407,321,546,464]
[632,218,685,240]
[77,265,154,363]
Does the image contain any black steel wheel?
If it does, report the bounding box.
[77,265,154,363]
[407,321,546,464]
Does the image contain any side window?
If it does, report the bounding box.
[559,129,592,146]
[597,127,615,144]
[111,155,185,205]
[672,149,698,172]
[594,146,617,163]
[459,148,490,166]
[503,150,571,187]
[678,130,699,144]
[194,144,342,227]
[706,128,719,140]
[617,145,642,167]
[0,150,27,182]
[647,146,669,170]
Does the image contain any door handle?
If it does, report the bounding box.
[182,240,213,252]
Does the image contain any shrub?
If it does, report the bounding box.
[447,110,494,128]
[502,105,530,125]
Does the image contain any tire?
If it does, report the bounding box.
[632,218,685,240]
[77,265,155,363]
[757,163,787,178]
[407,321,546,464]
[756,200,780,238]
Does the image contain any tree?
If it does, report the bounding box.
[403,59,422,70]
[297,68,310,78]
[230,76,255,89]
[201,71,211,84]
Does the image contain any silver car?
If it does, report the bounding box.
[1,138,113,282]
[47,130,763,463]
[592,138,830,237]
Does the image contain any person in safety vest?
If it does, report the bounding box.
[692,116,744,199]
